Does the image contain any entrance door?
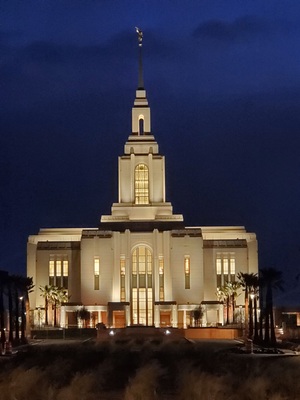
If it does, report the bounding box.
[160,311,171,327]
[113,311,125,328]
[131,246,153,325]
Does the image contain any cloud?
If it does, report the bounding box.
[193,15,279,42]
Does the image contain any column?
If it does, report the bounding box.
[183,309,187,329]
[60,306,66,328]
[154,305,160,327]
[125,305,130,326]
[172,305,178,328]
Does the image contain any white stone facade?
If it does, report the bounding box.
[27,80,258,329]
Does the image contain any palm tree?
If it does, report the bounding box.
[18,277,34,342]
[0,271,9,346]
[260,268,284,345]
[230,281,241,323]
[216,286,228,324]
[40,285,53,325]
[50,287,69,326]
[250,274,260,343]
[7,275,14,343]
[237,272,258,338]
[224,283,232,324]
[11,275,24,344]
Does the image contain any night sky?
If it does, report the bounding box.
[1,1,300,305]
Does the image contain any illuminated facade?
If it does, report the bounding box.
[27,35,258,329]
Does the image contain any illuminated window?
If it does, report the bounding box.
[63,260,68,288]
[131,246,153,325]
[135,164,149,204]
[159,256,164,301]
[216,259,222,275]
[223,259,229,282]
[56,260,62,276]
[216,258,222,287]
[94,257,100,290]
[184,256,190,289]
[120,256,126,302]
[49,260,55,286]
[56,260,62,287]
[216,255,236,287]
[230,258,236,280]
[49,257,68,288]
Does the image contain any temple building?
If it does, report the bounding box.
[27,30,258,329]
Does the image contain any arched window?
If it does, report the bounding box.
[131,246,153,325]
[135,164,149,204]
[139,118,144,135]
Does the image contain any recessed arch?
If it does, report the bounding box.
[131,245,153,325]
[138,114,144,135]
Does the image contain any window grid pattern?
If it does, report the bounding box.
[216,254,236,287]
[131,246,153,325]
[49,258,68,288]
[134,164,149,204]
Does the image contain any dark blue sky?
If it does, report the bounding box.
[1,1,300,304]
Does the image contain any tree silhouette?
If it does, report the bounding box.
[76,307,91,328]
[40,285,53,325]
[237,272,258,338]
[260,268,284,345]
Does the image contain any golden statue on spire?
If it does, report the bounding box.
[135,27,143,46]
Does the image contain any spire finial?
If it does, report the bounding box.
[135,27,144,89]
[135,27,143,47]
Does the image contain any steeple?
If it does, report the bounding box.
[135,27,144,89]
[100,28,183,224]
[132,27,151,135]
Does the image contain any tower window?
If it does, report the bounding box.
[139,116,144,135]
[135,164,149,204]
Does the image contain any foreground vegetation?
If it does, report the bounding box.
[0,340,299,400]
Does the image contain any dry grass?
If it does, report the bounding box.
[0,341,299,400]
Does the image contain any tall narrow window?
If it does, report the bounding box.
[49,260,55,286]
[56,260,62,286]
[184,256,190,289]
[230,258,236,281]
[94,257,100,290]
[159,256,164,301]
[131,246,153,325]
[223,259,229,283]
[135,164,149,204]
[63,260,69,289]
[139,117,144,135]
[216,258,222,287]
[120,256,126,302]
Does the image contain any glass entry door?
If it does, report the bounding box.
[131,246,153,325]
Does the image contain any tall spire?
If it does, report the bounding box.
[135,27,144,89]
